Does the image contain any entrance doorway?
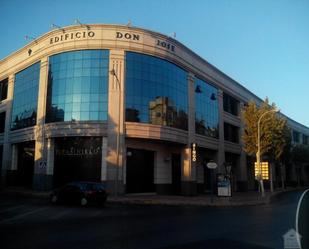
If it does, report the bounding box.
[53,137,102,187]
[17,141,35,188]
[126,148,155,193]
[172,153,181,194]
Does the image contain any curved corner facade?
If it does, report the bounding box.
[0,24,308,194]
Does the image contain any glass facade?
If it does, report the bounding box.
[11,62,40,130]
[125,52,188,130]
[46,50,109,123]
[195,78,219,138]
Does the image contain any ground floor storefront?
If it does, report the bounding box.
[2,136,306,195]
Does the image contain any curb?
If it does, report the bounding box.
[1,187,305,208]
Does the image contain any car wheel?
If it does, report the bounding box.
[50,194,58,204]
[80,197,88,206]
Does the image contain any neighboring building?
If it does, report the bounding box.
[0,24,308,194]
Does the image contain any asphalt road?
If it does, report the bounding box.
[0,190,307,249]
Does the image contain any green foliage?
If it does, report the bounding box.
[241,98,288,160]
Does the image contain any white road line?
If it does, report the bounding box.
[88,210,104,218]
[295,188,309,249]
[0,207,49,224]
[49,210,71,220]
[0,205,26,213]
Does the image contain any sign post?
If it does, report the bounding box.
[207,161,218,203]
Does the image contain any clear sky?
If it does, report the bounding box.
[1,0,308,127]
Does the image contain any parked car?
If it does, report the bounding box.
[50,181,108,206]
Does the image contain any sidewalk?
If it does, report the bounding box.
[0,186,302,207]
[108,191,275,207]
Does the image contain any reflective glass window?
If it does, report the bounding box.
[195,78,219,138]
[46,50,109,122]
[125,52,188,130]
[11,62,40,130]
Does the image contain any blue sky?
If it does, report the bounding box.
[1,0,308,127]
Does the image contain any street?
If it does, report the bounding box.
[0,190,307,249]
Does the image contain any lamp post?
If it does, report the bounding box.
[110,68,121,196]
[257,108,279,197]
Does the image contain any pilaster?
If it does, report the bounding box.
[181,73,197,195]
[33,57,52,190]
[1,74,15,185]
[106,49,125,195]
[238,102,248,190]
[217,89,225,173]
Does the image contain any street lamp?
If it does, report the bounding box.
[257,108,279,197]
[109,68,121,196]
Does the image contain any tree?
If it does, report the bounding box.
[242,99,287,158]
[242,98,288,192]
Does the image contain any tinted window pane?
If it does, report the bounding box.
[223,93,239,116]
[0,112,5,133]
[125,52,188,130]
[0,78,8,101]
[195,78,219,138]
[224,122,239,143]
[11,62,40,130]
[46,50,109,122]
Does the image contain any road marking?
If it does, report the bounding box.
[295,188,309,249]
[0,205,26,214]
[49,210,71,220]
[0,207,49,224]
[88,210,104,218]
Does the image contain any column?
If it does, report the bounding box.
[100,137,108,182]
[217,89,225,173]
[1,74,15,186]
[106,50,125,195]
[181,73,197,195]
[33,57,52,190]
[238,102,248,191]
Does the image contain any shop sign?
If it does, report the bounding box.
[56,146,102,157]
[254,162,269,180]
[191,143,197,162]
[207,161,218,169]
[217,174,231,197]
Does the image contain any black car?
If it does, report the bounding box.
[50,181,108,206]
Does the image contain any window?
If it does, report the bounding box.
[0,112,5,133]
[46,50,109,123]
[195,78,219,138]
[303,135,308,145]
[11,62,40,130]
[293,130,300,143]
[125,52,188,130]
[223,93,239,116]
[224,122,239,143]
[0,78,8,101]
